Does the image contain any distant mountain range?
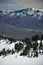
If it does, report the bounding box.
[0,8,43,39]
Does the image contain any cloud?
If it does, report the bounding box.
[0,0,43,10]
[37,0,43,2]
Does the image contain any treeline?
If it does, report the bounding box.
[0,34,43,42]
[0,48,15,56]
[0,34,43,57]
[0,35,16,43]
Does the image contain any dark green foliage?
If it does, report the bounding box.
[8,37,15,43]
[0,48,15,56]
[39,42,43,49]
[1,48,7,56]
[15,43,23,52]
[2,48,5,55]
[6,49,11,54]
[33,51,38,57]
[23,45,30,55]
[23,49,27,55]
[12,49,15,54]
[32,35,40,41]
[0,51,2,56]
[25,37,31,47]
[35,51,38,57]
[33,42,38,50]
[22,39,25,42]
[41,34,43,40]
[0,35,16,43]
[20,53,23,56]
[26,45,30,50]
[0,35,4,39]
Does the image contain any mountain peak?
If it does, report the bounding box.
[0,8,43,19]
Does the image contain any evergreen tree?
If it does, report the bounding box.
[25,37,31,47]
[35,51,38,57]
[6,49,11,54]
[12,49,15,54]
[39,42,43,49]
[2,48,7,56]
[15,43,23,52]
[32,35,40,41]
[41,34,43,40]
[23,45,30,56]
[33,42,38,50]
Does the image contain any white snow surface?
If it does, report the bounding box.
[0,39,15,51]
[0,39,24,52]
[0,54,43,65]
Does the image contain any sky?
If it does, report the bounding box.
[0,0,43,10]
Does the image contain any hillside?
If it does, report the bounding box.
[0,8,43,39]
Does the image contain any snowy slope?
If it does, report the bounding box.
[0,39,43,65]
[0,39,15,51]
[0,54,43,65]
[0,39,24,52]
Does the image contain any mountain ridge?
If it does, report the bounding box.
[0,8,43,17]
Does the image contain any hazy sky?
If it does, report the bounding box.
[0,0,43,10]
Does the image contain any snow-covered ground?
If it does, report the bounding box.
[0,39,24,51]
[0,39,14,51]
[0,39,43,65]
[0,54,43,65]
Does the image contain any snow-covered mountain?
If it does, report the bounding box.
[0,8,43,18]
